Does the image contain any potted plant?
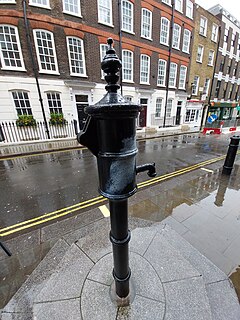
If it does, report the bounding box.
[49,113,67,138]
[16,115,36,127]
[49,113,67,125]
[16,115,39,141]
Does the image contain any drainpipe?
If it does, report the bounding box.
[22,0,50,139]
[200,25,222,130]
[118,0,123,96]
[163,0,174,128]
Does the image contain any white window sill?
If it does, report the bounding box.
[141,35,152,41]
[63,10,82,18]
[182,50,190,54]
[122,80,134,83]
[70,73,88,78]
[157,84,166,87]
[196,60,203,64]
[172,46,180,50]
[121,29,135,35]
[1,67,27,72]
[178,87,186,90]
[162,2,172,7]
[207,64,213,67]
[39,70,60,75]
[169,86,176,89]
[140,82,150,85]
[0,1,16,3]
[160,42,169,46]
[175,9,183,14]
[186,15,193,20]
[98,21,114,28]
[30,3,51,9]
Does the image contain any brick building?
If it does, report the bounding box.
[186,4,220,129]
[203,4,240,134]
[0,0,195,135]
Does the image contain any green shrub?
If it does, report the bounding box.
[16,115,36,127]
[49,113,67,125]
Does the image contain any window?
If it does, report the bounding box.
[172,24,181,49]
[182,29,191,53]
[140,54,150,84]
[166,99,173,118]
[124,96,133,102]
[179,66,187,89]
[175,0,183,12]
[162,0,171,5]
[185,109,196,122]
[228,84,234,100]
[0,25,25,71]
[141,8,152,39]
[211,24,218,42]
[100,44,108,78]
[224,28,229,42]
[12,91,32,115]
[192,76,199,95]
[67,37,86,76]
[63,0,81,16]
[208,50,214,66]
[219,59,224,72]
[199,16,207,36]
[155,98,163,117]
[0,0,15,3]
[203,78,210,95]
[29,0,50,8]
[186,0,193,19]
[122,0,133,33]
[196,45,204,63]
[33,29,58,74]
[227,59,232,74]
[233,62,238,77]
[98,0,112,25]
[231,33,235,47]
[169,62,177,87]
[157,59,166,86]
[215,80,221,97]
[160,17,170,45]
[122,50,133,82]
[47,92,63,114]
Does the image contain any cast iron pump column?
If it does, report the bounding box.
[77,38,156,303]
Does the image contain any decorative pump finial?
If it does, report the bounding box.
[101,38,122,93]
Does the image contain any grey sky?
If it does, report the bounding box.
[196,0,240,20]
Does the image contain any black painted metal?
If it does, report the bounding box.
[222,135,240,175]
[78,38,156,300]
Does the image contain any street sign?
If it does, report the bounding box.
[207,114,218,124]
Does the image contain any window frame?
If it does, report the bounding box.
[62,0,81,17]
[166,99,173,118]
[175,0,183,13]
[97,0,113,26]
[66,36,87,77]
[162,0,171,6]
[203,78,210,95]
[33,29,59,75]
[160,17,170,46]
[0,25,26,71]
[29,0,50,9]
[208,50,214,66]
[196,45,204,63]
[199,16,208,37]
[172,24,181,50]
[11,90,33,116]
[122,49,133,82]
[121,0,134,34]
[186,0,193,19]
[140,54,150,84]
[211,23,218,42]
[179,65,187,89]
[46,91,63,114]
[157,59,167,86]
[155,98,163,118]
[182,29,191,53]
[100,43,108,79]
[192,75,200,95]
[169,62,177,88]
[141,8,152,40]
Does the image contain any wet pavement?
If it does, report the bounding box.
[1,133,240,309]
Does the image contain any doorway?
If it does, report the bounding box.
[175,101,182,125]
[75,95,89,130]
[139,98,148,127]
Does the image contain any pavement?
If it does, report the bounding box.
[1,127,240,319]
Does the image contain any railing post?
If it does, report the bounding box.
[222,135,240,175]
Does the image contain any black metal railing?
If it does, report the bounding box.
[0,121,76,143]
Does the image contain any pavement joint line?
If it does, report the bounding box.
[99,205,110,217]
[0,153,232,237]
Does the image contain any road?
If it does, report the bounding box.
[0,132,232,238]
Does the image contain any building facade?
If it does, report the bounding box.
[0,0,195,138]
[186,4,220,129]
[204,5,240,133]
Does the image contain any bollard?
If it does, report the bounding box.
[222,135,240,175]
[77,38,156,304]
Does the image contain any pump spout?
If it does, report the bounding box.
[136,163,156,177]
[77,116,99,157]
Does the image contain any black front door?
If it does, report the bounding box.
[76,95,88,130]
[139,98,148,127]
[175,106,181,125]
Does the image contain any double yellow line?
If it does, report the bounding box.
[0,153,229,237]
